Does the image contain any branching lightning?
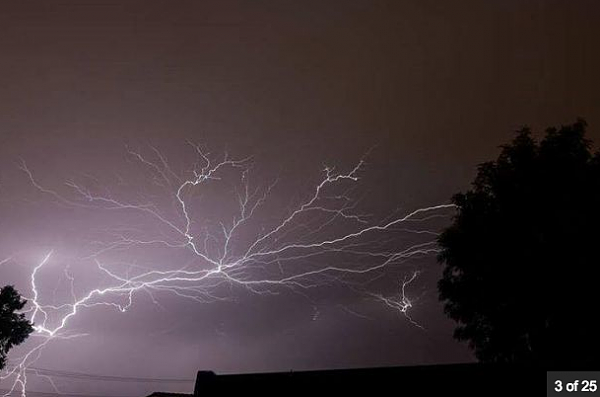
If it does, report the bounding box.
[1,145,454,396]
[371,271,426,330]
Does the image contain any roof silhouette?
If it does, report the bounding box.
[148,363,543,396]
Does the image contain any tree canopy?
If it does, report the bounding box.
[0,285,34,370]
[438,119,600,365]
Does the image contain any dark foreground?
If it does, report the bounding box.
[149,363,563,396]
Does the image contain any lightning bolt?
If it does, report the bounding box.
[372,270,426,330]
[1,146,454,395]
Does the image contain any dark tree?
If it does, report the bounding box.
[438,120,600,366]
[0,285,34,370]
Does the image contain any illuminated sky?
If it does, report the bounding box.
[1,1,599,396]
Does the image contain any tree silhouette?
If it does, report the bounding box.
[0,285,34,370]
[438,119,600,366]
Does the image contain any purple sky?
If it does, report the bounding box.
[1,1,599,396]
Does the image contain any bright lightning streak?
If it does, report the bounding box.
[371,271,425,330]
[1,146,454,395]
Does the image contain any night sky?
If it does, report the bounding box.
[1,1,599,396]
